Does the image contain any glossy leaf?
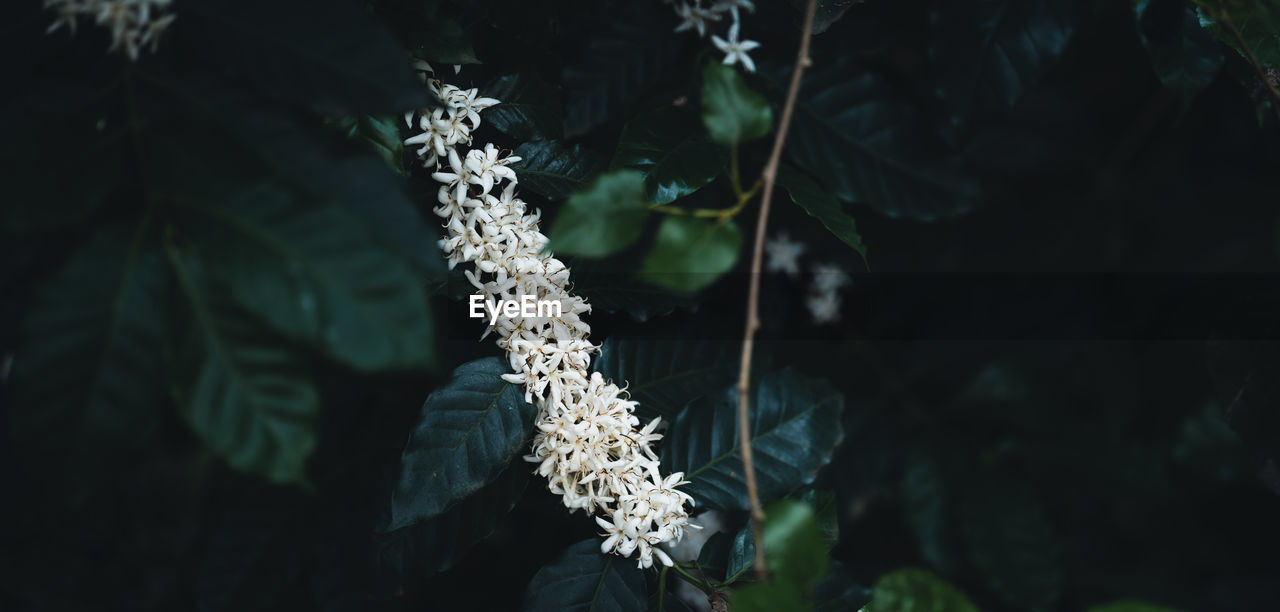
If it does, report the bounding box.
[776,164,868,263]
[1134,0,1224,100]
[638,217,742,293]
[384,358,534,531]
[179,0,428,113]
[511,140,606,201]
[593,337,737,421]
[612,106,728,204]
[166,247,320,486]
[702,62,773,145]
[522,539,647,612]
[376,463,529,580]
[661,368,846,510]
[931,0,1077,129]
[483,74,563,140]
[780,58,981,221]
[8,217,168,495]
[546,170,650,257]
[870,568,980,612]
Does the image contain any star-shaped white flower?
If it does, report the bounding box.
[711,21,760,72]
[806,290,843,325]
[765,232,806,277]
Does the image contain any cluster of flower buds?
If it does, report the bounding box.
[44,0,175,61]
[406,63,695,569]
[665,0,760,72]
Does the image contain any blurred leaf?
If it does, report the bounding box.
[330,113,405,174]
[546,169,650,257]
[373,0,478,65]
[198,485,305,612]
[729,582,807,612]
[522,539,647,612]
[612,106,729,204]
[1172,402,1248,482]
[593,337,737,421]
[797,490,839,549]
[869,569,979,612]
[790,0,861,35]
[180,0,428,113]
[661,369,846,510]
[8,217,167,496]
[638,217,742,293]
[567,255,699,321]
[722,490,841,587]
[511,140,606,201]
[562,4,683,135]
[902,445,958,574]
[376,462,529,580]
[483,74,563,140]
[702,62,773,145]
[384,358,534,531]
[778,59,981,221]
[814,563,873,612]
[165,246,319,486]
[1196,1,1280,70]
[762,500,829,592]
[1134,0,1224,101]
[776,164,868,263]
[931,0,1077,129]
[960,476,1062,611]
[1085,601,1182,612]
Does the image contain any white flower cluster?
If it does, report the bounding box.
[765,232,851,324]
[44,0,175,61]
[665,0,760,72]
[406,63,695,569]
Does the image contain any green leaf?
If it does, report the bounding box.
[612,106,729,204]
[566,255,699,321]
[180,0,428,113]
[593,337,737,421]
[763,500,829,592]
[384,358,535,531]
[729,582,807,612]
[930,0,1077,129]
[638,217,742,293]
[1197,1,1280,70]
[8,217,167,497]
[483,74,563,140]
[721,490,841,587]
[902,446,958,574]
[797,490,840,549]
[661,368,846,510]
[1084,601,1182,612]
[959,476,1062,611]
[1134,1,1224,100]
[522,539,647,612]
[376,462,529,580]
[779,59,981,221]
[726,524,756,585]
[776,165,868,263]
[511,140,607,201]
[165,246,320,486]
[139,81,438,373]
[331,113,405,174]
[546,170,651,257]
[702,62,773,145]
[869,569,980,612]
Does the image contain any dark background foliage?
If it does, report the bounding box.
[3,0,1280,610]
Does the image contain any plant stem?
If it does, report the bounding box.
[658,565,669,612]
[735,0,818,583]
[1216,2,1280,121]
[670,563,715,595]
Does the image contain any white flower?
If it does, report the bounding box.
[711,20,760,72]
[806,290,843,324]
[45,0,175,61]
[674,1,720,37]
[812,262,850,294]
[764,232,806,277]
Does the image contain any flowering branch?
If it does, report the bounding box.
[736,0,818,582]
[1214,2,1280,122]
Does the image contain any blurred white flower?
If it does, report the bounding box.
[806,290,843,324]
[764,232,806,277]
[44,0,176,61]
[667,0,761,69]
[812,262,851,294]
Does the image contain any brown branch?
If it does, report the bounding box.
[735,0,818,583]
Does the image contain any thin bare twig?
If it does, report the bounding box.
[735,0,818,583]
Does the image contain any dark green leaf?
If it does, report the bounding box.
[511,140,606,201]
[638,217,742,293]
[695,532,733,583]
[959,476,1062,611]
[567,255,699,321]
[1134,1,1224,100]
[661,368,846,510]
[762,500,828,592]
[779,59,981,221]
[722,490,841,587]
[8,217,167,496]
[726,524,755,585]
[612,106,728,204]
[729,582,807,612]
[331,113,405,174]
[814,562,873,612]
[797,490,839,549]
[384,358,534,531]
[180,0,428,113]
[593,337,737,421]
[522,539,647,612]
[165,246,320,486]
[902,444,959,574]
[869,568,979,612]
[376,463,529,580]
[1197,1,1280,70]
[373,0,478,65]
[484,74,563,140]
[702,62,773,145]
[931,0,1077,129]
[776,164,868,263]
[546,170,650,257]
